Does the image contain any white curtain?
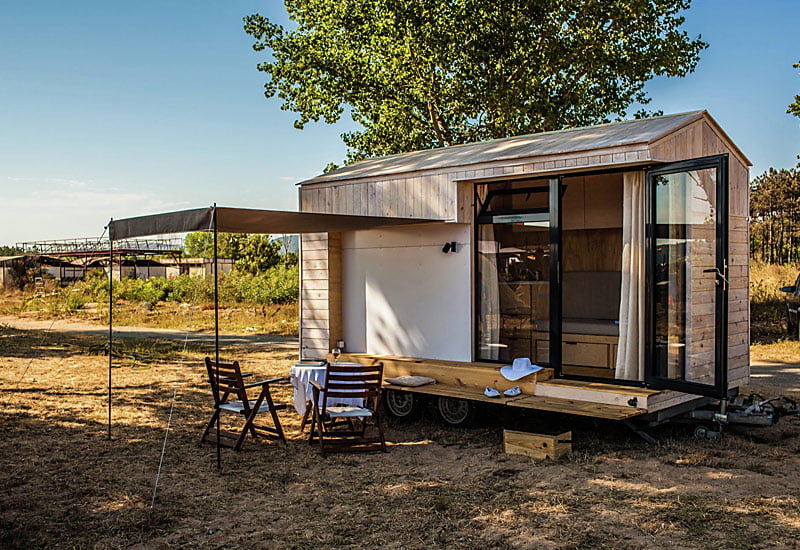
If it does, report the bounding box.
[615,171,645,380]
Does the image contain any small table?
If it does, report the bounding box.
[289,361,364,430]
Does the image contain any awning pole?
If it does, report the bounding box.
[108,220,113,440]
[213,205,221,470]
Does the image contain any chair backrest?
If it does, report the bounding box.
[321,362,383,414]
[205,357,247,405]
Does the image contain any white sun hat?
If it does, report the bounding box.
[500,358,542,381]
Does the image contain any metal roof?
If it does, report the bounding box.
[300,111,740,185]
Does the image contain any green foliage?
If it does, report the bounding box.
[0,245,23,256]
[184,232,238,258]
[53,267,300,309]
[750,168,800,265]
[82,268,110,299]
[788,60,800,119]
[235,235,282,275]
[183,232,283,274]
[245,0,707,162]
[218,265,299,304]
[6,258,41,290]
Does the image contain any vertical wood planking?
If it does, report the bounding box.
[328,232,343,351]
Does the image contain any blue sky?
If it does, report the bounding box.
[0,0,797,244]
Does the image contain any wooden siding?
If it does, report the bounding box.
[299,112,750,386]
[300,232,342,360]
[728,215,750,383]
[299,145,652,224]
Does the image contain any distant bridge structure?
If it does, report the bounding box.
[16,237,184,260]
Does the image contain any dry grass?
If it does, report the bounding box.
[748,261,800,361]
[750,261,799,344]
[2,324,800,549]
[751,340,800,363]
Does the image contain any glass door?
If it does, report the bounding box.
[645,155,728,398]
[475,179,560,366]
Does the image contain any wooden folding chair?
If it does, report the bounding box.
[201,357,287,451]
[309,361,387,456]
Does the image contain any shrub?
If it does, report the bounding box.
[20,263,299,312]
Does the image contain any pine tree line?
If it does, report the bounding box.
[750,167,800,264]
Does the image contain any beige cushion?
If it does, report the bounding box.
[384,375,437,387]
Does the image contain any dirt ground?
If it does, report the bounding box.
[2,320,800,549]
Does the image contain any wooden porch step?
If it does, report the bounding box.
[345,352,553,396]
[535,379,660,410]
[508,395,644,420]
[383,382,644,420]
[383,382,523,405]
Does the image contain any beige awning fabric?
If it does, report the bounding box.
[109,206,443,240]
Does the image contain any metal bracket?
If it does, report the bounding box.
[624,420,660,446]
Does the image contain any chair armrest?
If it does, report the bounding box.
[244,376,285,389]
[309,380,324,391]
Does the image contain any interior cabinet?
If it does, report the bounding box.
[534,331,619,378]
[561,174,623,231]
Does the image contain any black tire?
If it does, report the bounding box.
[693,425,709,440]
[384,390,420,420]
[435,396,478,427]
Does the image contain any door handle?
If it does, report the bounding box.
[703,267,728,288]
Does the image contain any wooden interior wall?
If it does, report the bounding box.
[563,229,622,272]
[300,232,342,360]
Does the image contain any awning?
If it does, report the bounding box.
[109,206,445,240]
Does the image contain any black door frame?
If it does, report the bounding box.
[644,154,729,398]
[473,158,729,398]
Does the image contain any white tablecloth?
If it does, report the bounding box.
[289,362,364,415]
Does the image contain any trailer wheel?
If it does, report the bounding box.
[693,425,709,439]
[435,396,477,427]
[693,424,720,440]
[384,390,420,420]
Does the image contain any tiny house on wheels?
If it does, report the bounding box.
[297,111,751,427]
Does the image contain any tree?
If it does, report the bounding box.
[183,232,239,259]
[245,0,707,163]
[788,60,800,119]
[0,245,23,256]
[750,168,800,265]
[235,235,282,275]
[183,232,283,274]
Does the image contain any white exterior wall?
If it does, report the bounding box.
[342,223,472,361]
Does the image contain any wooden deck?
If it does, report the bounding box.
[384,382,644,420]
[343,353,706,421]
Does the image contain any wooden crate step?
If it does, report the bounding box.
[503,429,572,460]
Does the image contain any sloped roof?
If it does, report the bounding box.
[301,111,744,185]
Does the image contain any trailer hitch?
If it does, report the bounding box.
[686,393,800,438]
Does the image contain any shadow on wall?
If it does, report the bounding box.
[366,277,426,357]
